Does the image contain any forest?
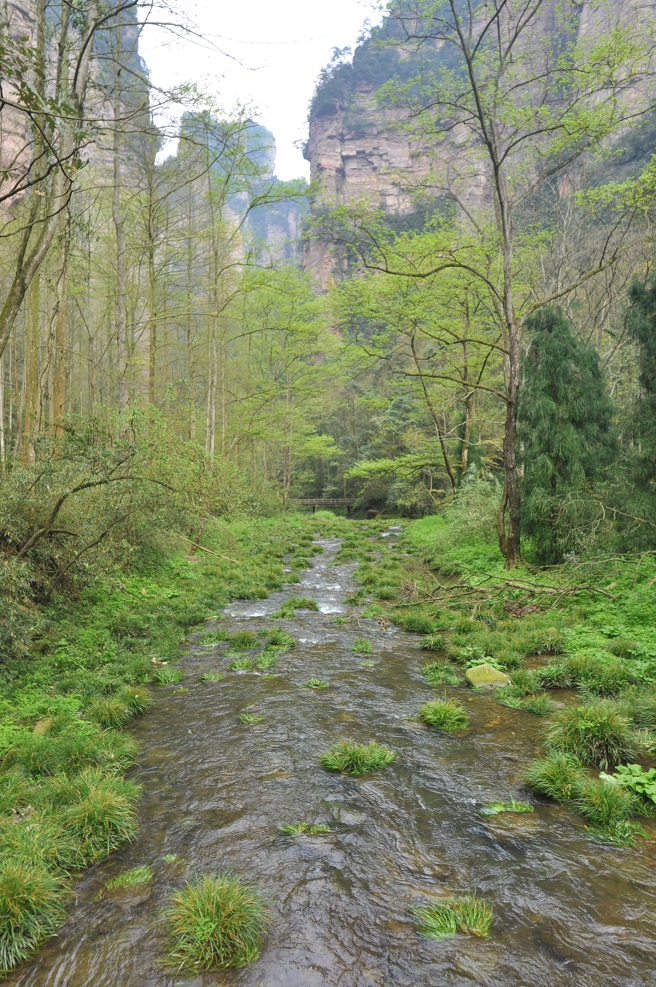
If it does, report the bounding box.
[1,0,656,983]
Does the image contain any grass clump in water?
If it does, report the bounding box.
[272,598,319,619]
[230,657,253,672]
[265,629,295,650]
[422,661,459,686]
[239,713,264,725]
[523,753,585,802]
[103,865,154,894]
[499,692,556,716]
[164,873,268,972]
[200,672,225,682]
[574,777,638,846]
[320,739,396,776]
[57,770,140,865]
[279,822,331,835]
[481,799,534,816]
[414,894,493,940]
[352,638,373,654]
[302,679,329,689]
[546,700,638,770]
[419,699,469,731]
[420,634,445,652]
[0,860,67,974]
[151,666,184,686]
[228,632,260,652]
[255,651,277,671]
[394,613,436,635]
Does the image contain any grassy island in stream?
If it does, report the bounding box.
[0,509,312,974]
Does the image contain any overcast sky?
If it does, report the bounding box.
[140,1,383,181]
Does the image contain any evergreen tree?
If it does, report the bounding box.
[518,308,617,564]
[626,277,656,497]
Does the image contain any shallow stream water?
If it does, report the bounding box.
[7,535,656,986]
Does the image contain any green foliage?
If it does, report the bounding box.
[320,739,397,776]
[264,629,296,650]
[574,778,638,846]
[600,764,656,806]
[481,799,534,816]
[420,634,445,651]
[279,822,331,835]
[302,678,329,689]
[414,895,493,941]
[519,307,617,564]
[230,657,254,672]
[164,873,268,972]
[103,866,154,893]
[546,700,639,770]
[523,753,586,802]
[151,666,184,686]
[422,661,459,686]
[58,771,140,865]
[228,632,260,651]
[271,598,319,619]
[201,672,225,682]
[0,860,67,975]
[351,637,373,654]
[419,699,469,731]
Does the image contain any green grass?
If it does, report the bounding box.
[420,634,445,652]
[228,632,260,652]
[200,672,225,682]
[546,700,639,770]
[102,865,154,894]
[239,713,264,725]
[271,598,319,619]
[151,666,184,686]
[264,629,296,650]
[414,895,493,940]
[422,661,459,686]
[498,692,556,715]
[279,822,331,835]
[255,651,277,670]
[230,657,254,672]
[320,739,397,776]
[523,753,585,802]
[302,679,329,689]
[574,777,638,846]
[419,699,469,731]
[164,873,268,972]
[0,860,68,975]
[352,638,373,654]
[481,799,534,816]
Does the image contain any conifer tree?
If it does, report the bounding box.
[626,277,656,499]
[519,308,617,565]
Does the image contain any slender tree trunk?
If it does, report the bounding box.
[23,272,40,464]
[52,215,71,433]
[112,18,129,408]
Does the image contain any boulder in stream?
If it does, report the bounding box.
[465,663,511,689]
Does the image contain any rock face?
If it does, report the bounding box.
[465,664,511,690]
[302,0,656,284]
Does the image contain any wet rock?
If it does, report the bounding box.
[465,663,511,689]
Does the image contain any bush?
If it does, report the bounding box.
[165,873,268,972]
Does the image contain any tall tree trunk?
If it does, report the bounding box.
[112,17,129,408]
[23,272,40,464]
[52,215,71,434]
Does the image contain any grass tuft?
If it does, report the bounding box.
[320,739,396,776]
[239,713,264,725]
[422,661,459,686]
[481,799,534,816]
[230,657,253,672]
[279,822,331,835]
[164,873,268,972]
[523,752,585,802]
[0,860,67,975]
[414,894,493,940]
[351,638,373,654]
[419,634,445,652]
[271,598,319,619]
[200,672,225,682]
[103,865,154,893]
[546,700,638,770]
[151,666,184,686]
[419,699,469,731]
[302,679,329,689]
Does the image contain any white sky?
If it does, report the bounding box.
[140,1,384,181]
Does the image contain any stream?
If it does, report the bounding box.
[7,534,656,986]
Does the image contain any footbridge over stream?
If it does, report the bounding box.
[293,498,355,514]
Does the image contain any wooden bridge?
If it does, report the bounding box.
[293,498,355,514]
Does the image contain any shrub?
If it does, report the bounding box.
[419,699,469,731]
[414,894,493,940]
[0,860,67,975]
[320,740,396,776]
[546,700,638,770]
[164,873,268,972]
[523,753,585,802]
